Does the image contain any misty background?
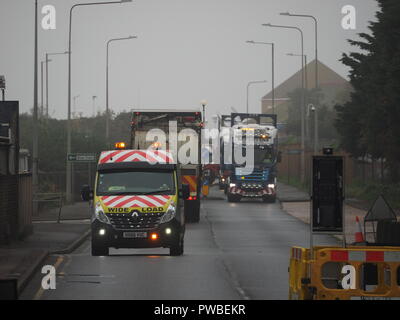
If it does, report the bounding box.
[0,0,378,121]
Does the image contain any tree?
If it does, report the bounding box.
[19,111,133,192]
[335,0,400,182]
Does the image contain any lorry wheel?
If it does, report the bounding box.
[170,238,184,256]
[91,241,109,256]
[227,193,240,203]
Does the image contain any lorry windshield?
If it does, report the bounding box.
[96,170,175,196]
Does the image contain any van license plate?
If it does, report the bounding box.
[123,232,147,239]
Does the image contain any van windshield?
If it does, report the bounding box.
[96,170,175,196]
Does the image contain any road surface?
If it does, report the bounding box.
[21,189,338,300]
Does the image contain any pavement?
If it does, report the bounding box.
[20,186,338,300]
[0,201,91,295]
[276,182,310,202]
[276,182,370,244]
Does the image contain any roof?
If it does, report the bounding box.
[262,59,351,101]
[98,149,175,165]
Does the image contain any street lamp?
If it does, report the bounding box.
[307,103,318,155]
[280,12,320,154]
[287,53,308,89]
[33,0,39,215]
[246,40,275,114]
[200,100,207,124]
[263,22,306,184]
[41,61,45,117]
[106,35,137,146]
[0,75,5,101]
[280,12,318,90]
[246,80,267,113]
[66,0,132,203]
[92,95,98,116]
[46,51,69,118]
[287,53,310,145]
[73,95,80,118]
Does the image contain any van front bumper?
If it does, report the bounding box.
[91,219,183,249]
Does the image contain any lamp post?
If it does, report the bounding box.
[281,12,319,154]
[0,75,5,101]
[41,61,44,117]
[92,95,97,117]
[73,94,80,118]
[263,23,306,184]
[201,99,207,124]
[287,53,308,89]
[246,80,267,113]
[46,51,68,118]
[66,0,132,203]
[280,12,318,90]
[106,35,137,146]
[287,53,310,145]
[246,40,275,114]
[33,0,39,215]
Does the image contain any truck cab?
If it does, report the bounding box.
[226,113,280,203]
[82,147,189,256]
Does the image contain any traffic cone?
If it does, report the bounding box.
[355,216,365,243]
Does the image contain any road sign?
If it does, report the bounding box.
[287,149,302,155]
[67,153,96,162]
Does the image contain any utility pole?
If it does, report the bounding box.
[73,95,80,118]
[263,23,306,184]
[106,36,137,147]
[41,61,44,117]
[0,76,5,101]
[45,51,68,118]
[280,12,319,153]
[246,41,275,114]
[32,0,39,215]
[92,95,97,117]
[66,0,132,204]
[246,80,267,113]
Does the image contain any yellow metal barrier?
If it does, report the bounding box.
[288,246,312,300]
[289,246,400,300]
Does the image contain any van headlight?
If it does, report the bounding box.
[94,202,111,224]
[160,204,176,224]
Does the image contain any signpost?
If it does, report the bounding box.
[67,154,97,200]
[67,153,96,162]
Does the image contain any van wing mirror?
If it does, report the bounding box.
[180,184,190,200]
[81,184,93,201]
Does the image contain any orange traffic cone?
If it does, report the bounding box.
[355,216,365,243]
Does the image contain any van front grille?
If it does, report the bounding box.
[108,211,164,230]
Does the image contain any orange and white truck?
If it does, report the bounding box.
[130,110,203,223]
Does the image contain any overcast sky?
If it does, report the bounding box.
[0,0,378,120]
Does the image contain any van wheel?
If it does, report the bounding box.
[170,238,184,256]
[91,241,109,256]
